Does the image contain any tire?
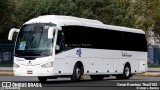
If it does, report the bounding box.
[90,75,104,80]
[71,64,84,81]
[38,77,48,83]
[116,65,131,79]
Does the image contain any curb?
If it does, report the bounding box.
[134,73,160,77]
[0,72,14,76]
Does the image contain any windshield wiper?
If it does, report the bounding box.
[15,51,42,57]
[34,51,50,56]
[15,51,32,57]
[16,51,50,57]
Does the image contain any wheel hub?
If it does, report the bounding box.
[76,68,81,79]
[125,67,130,77]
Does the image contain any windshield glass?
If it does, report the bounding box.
[15,23,56,57]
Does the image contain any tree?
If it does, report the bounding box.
[1,0,160,44]
[0,0,15,39]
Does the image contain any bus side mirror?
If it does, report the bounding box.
[8,28,20,40]
[48,27,62,39]
[48,27,55,39]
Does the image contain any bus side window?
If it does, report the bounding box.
[56,31,64,53]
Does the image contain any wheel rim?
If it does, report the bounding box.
[76,67,81,79]
[124,67,130,77]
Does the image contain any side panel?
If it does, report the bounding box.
[54,48,105,75]
[54,48,147,76]
[132,60,139,73]
[103,58,114,74]
[54,50,76,75]
[132,52,147,73]
[53,26,147,76]
[114,59,126,73]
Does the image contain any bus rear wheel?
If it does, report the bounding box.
[116,65,131,79]
[90,75,104,80]
[71,64,84,81]
[38,77,48,83]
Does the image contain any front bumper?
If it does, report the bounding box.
[13,65,54,76]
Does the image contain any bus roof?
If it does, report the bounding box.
[25,15,145,34]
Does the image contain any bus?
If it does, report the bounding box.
[8,15,147,82]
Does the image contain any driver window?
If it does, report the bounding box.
[56,31,64,53]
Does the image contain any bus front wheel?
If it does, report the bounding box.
[71,63,84,81]
[38,77,48,83]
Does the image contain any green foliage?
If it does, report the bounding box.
[0,0,16,38]
[148,64,160,68]
[1,0,160,39]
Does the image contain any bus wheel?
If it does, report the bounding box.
[116,65,131,79]
[71,64,83,81]
[90,75,104,80]
[38,77,48,83]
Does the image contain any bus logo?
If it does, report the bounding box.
[2,82,11,87]
[76,48,82,57]
[121,52,132,57]
[27,61,32,65]
[29,61,31,64]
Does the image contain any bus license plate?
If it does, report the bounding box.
[27,70,33,74]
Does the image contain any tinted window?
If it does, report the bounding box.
[62,26,147,52]
[123,32,134,51]
[103,30,116,50]
[63,26,103,49]
[102,30,127,50]
[84,27,103,49]
[63,26,85,48]
[133,33,147,52]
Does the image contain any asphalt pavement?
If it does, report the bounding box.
[1,67,160,76]
[1,67,160,90]
[0,76,160,87]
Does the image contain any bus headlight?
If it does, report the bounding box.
[41,61,53,68]
[14,63,20,68]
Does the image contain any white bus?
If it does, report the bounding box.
[8,15,147,82]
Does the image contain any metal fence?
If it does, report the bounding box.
[148,47,160,64]
[0,40,14,62]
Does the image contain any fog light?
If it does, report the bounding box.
[14,63,20,68]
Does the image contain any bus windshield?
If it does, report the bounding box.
[15,23,56,57]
